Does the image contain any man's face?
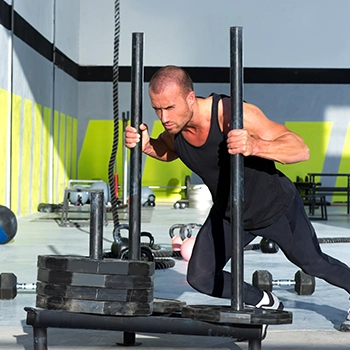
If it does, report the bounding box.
[149,84,194,134]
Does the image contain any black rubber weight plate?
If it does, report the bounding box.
[36,281,153,302]
[153,298,186,314]
[182,305,293,325]
[37,255,155,276]
[37,268,154,289]
[36,294,153,316]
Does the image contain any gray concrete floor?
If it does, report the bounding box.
[1,202,350,349]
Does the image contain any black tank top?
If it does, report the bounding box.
[174,93,295,230]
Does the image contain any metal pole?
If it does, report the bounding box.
[122,111,130,205]
[129,32,144,260]
[230,26,244,311]
[89,190,104,260]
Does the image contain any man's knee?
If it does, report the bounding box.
[187,272,209,294]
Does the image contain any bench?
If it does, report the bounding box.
[294,182,327,220]
[300,194,328,220]
[308,173,350,214]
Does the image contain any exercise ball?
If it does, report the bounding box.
[0,205,18,244]
[181,237,196,261]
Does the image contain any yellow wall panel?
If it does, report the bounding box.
[277,122,333,182]
[20,99,33,216]
[333,122,350,202]
[0,89,9,205]
[78,120,114,183]
[142,121,191,202]
[66,116,72,181]
[71,118,78,179]
[58,113,67,202]
[10,94,22,214]
[53,111,60,203]
[31,103,43,212]
[41,107,51,204]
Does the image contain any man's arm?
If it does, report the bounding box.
[225,102,310,164]
[125,124,178,162]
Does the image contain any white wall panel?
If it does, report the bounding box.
[78,0,114,65]
[0,27,11,90]
[118,0,350,68]
[55,0,80,63]
[12,37,53,104]
[14,0,53,42]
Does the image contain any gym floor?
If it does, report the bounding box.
[1,201,350,349]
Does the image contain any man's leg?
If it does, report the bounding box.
[187,209,281,307]
[255,192,350,293]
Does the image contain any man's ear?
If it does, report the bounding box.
[187,91,195,106]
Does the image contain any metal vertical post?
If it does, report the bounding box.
[122,111,130,205]
[129,32,144,261]
[89,190,104,260]
[230,26,244,311]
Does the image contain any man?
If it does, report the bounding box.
[125,65,350,327]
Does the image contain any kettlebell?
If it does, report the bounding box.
[169,223,190,251]
[179,223,202,261]
[111,224,130,258]
[111,224,155,260]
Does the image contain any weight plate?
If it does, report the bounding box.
[0,273,17,300]
[37,268,154,289]
[153,298,186,314]
[294,270,316,295]
[252,270,273,292]
[182,305,293,325]
[36,281,153,302]
[37,255,155,276]
[36,295,153,316]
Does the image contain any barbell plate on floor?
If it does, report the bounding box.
[37,268,154,289]
[36,282,153,302]
[294,270,315,295]
[37,255,155,276]
[36,295,153,316]
[152,298,186,314]
[182,305,292,325]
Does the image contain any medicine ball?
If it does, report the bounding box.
[259,237,279,254]
[68,185,89,205]
[88,181,110,204]
[0,205,18,244]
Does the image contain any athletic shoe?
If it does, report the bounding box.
[255,290,284,310]
[340,308,350,332]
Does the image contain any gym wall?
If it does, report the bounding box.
[1,0,350,216]
[0,0,79,215]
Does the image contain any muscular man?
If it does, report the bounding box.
[125,65,350,326]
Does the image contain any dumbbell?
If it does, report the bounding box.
[0,273,36,300]
[252,270,316,295]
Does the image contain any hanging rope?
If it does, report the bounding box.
[108,0,121,229]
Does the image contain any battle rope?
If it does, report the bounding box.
[244,237,350,251]
[108,0,121,229]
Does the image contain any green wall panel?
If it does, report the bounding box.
[0,89,9,205]
[334,122,350,202]
[277,121,333,182]
[78,120,115,183]
[142,121,192,202]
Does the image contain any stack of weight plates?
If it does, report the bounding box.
[36,255,155,316]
